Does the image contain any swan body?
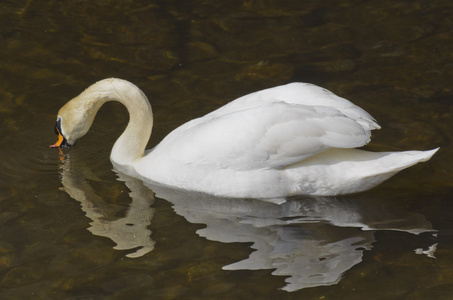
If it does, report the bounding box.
[52,78,438,199]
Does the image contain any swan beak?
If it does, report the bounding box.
[50,130,65,148]
[50,118,71,148]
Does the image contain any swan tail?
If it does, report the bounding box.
[287,147,439,195]
[363,147,439,175]
[343,147,439,194]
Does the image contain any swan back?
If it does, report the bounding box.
[208,83,380,131]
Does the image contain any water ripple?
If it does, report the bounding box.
[0,123,61,184]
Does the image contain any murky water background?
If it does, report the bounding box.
[1,0,453,299]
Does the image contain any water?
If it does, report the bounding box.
[0,0,452,299]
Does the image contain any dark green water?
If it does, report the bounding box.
[1,0,452,299]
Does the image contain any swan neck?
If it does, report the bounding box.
[111,80,153,167]
[85,79,153,168]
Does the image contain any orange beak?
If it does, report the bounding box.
[50,128,64,148]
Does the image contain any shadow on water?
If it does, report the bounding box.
[59,149,436,292]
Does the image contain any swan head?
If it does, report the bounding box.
[50,94,100,148]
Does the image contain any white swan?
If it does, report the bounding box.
[51,78,438,199]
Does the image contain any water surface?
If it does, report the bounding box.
[0,0,452,299]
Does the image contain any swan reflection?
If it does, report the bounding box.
[59,152,436,291]
[149,185,435,291]
[59,152,155,258]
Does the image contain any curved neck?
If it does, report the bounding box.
[83,79,153,168]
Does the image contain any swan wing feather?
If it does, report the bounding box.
[208,83,380,131]
[155,101,373,170]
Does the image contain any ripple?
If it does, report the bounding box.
[1,115,123,181]
[0,123,62,183]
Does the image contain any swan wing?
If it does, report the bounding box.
[208,83,380,131]
[155,101,374,170]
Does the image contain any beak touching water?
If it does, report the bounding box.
[50,118,70,148]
